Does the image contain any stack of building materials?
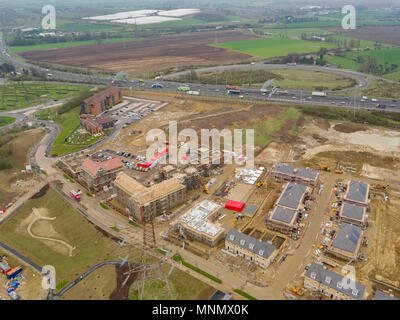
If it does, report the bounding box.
[235,167,265,185]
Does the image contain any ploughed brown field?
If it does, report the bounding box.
[325,26,400,46]
[19,31,258,74]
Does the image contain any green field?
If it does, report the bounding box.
[325,55,362,70]
[347,48,400,69]
[10,37,140,53]
[0,82,90,111]
[326,48,400,80]
[217,38,336,59]
[0,187,126,283]
[0,116,16,128]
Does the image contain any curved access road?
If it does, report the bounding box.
[162,62,379,92]
[46,260,148,300]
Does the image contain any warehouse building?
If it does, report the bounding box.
[327,223,363,261]
[225,229,277,269]
[81,86,122,116]
[113,172,186,222]
[339,202,368,229]
[81,157,123,192]
[304,262,366,300]
[343,180,370,207]
[176,200,225,247]
[271,162,319,186]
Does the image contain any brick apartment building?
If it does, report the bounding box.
[113,172,186,222]
[81,157,123,192]
[81,86,122,116]
[80,116,115,135]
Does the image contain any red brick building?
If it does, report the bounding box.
[80,116,115,135]
[81,86,122,116]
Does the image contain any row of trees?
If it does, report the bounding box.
[357,56,398,75]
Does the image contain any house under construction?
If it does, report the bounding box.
[113,172,186,223]
[175,200,225,247]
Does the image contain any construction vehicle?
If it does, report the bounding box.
[334,162,343,174]
[256,182,268,188]
[291,286,304,296]
[70,190,82,202]
[233,168,237,174]
[319,164,331,172]
[372,183,389,191]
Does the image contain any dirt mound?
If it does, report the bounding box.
[31,183,49,199]
[333,122,367,133]
[109,264,139,300]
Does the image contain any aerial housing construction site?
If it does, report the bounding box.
[11,85,391,301]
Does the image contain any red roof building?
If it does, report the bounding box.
[225,200,245,212]
[81,157,124,192]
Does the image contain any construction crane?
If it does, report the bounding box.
[319,164,331,172]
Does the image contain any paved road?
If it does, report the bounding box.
[0,240,42,272]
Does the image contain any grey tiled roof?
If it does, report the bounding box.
[226,229,276,259]
[295,168,319,180]
[305,262,366,300]
[271,206,297,224]
[341,203,365,221]
[374,290,399,300]
[278,182,307,209]
[331,223,362,254]
[273,162,295,175]
[345,181,369,203]
[243,204,258,216]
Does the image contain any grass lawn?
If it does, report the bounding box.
[217,38,336,59]
[0,116,16,127]
[172,253,222,284]
[241,107,301,147]
[325,55,362,70]
[49,106,104,156]
[0,128,45,207]
[233,289,258,300]
[129,261,215,300]
[270,69,357,91]
[0,82,90,111]
[0,187,123,285]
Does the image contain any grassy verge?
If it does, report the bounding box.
[172,253,222,284]
[0,116,16,128]
[233,289,258,300]
[300,105,400,129]
[100,202,110,210]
